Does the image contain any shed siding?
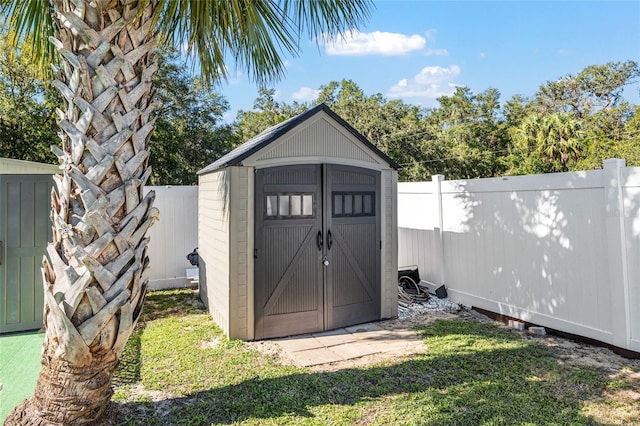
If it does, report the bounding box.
[198,170,230,335]
[228,166,253,340]
[381,169,398,318]
[244,114,387,170]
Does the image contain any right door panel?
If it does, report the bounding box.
[325,165,381,330]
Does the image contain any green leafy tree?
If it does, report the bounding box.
[0,39,58,163]
[234,87,307,142]
[150,48,237,185]
[536,61,639,118]
[426,87,510,179]
[0,1,372,424]
[234,61,637,183]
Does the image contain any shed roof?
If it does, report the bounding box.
[198,103,399,175]
[0,157,59,174]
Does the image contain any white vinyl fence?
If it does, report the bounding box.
[144,186,198,290]
[398,159,640,352]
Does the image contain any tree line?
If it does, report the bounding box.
[238,61,639,182]
[1,40,638,184]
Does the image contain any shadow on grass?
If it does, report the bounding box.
[114,319,611,425]
[113,289,204,387]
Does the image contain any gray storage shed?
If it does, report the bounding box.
[0,158,57,333]
[197,104,399,340]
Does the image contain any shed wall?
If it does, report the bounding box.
[202,165,398,339]
[198,170,231,335]
[381,169,398,318]
[227,166,253,340]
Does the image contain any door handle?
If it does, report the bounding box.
[316,230,323,251]
[327,230,333,250]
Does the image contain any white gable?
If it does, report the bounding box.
[241,112,389,170]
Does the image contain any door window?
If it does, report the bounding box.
[332,192,375,217]
[266,193,314,218]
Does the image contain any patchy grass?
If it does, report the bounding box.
[112,289,639,425]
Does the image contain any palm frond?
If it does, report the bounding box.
[0,0,57,77]
[282,0,373,39]
[154,0,372,86]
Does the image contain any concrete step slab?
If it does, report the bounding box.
[311,328,357,347]
[289,346,345,367]
[330,341,382,360]
[276,334,325,352]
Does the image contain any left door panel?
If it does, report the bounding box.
[0,175,52,333]
[254,165,323,339]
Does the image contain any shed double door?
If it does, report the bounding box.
[255,164,381,339]
[0,175,52,334]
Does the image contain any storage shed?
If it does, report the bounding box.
[197,104,399,340]
[0,158,58,334]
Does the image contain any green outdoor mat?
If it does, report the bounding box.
[0,331,43,421]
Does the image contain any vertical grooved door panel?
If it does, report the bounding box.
[254,164,381,339]
[325,165,381,330]
[1,175,52,333]
[254,165,323,339]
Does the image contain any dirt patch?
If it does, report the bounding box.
[248,308,640,375]
[114,384,176,421]
[535,335,638,374]
[199,337,221,350]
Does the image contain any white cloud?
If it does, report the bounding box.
[479,52,487,59]
[424,29,438,41]
[324,30,426,56]
[292,87,320,102]
[387,65,461,99]
[425,48,449,56]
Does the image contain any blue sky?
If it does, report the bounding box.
[218,1,640,121]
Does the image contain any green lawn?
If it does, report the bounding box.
[112,289,639,425]
[0,331,44,420]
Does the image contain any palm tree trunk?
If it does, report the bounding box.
[5,1,159,424]
[6,348,118,425]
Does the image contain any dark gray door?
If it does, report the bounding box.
[0,174,52,334]
[325,164,380,329]
[254,164,380,339]
[255,165,324,339]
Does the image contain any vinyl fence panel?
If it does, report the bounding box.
[144,186,198,290]
[398,159,639,353]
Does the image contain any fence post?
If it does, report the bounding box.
[603,158,631,349]
[432,174,446,287]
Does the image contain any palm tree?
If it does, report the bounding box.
[539,113,585,171]
[0,1,372,424]
[514,112,585,172]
